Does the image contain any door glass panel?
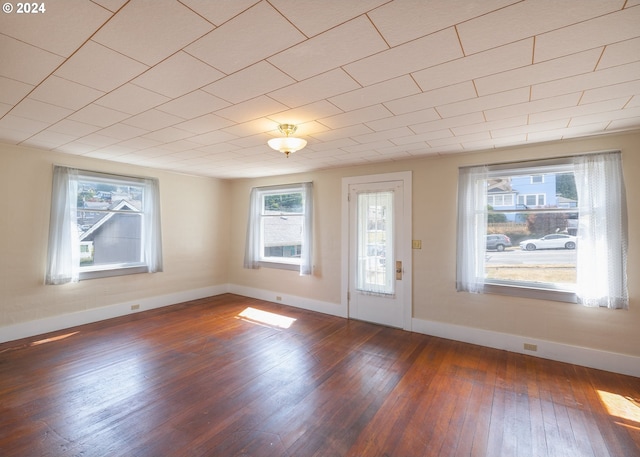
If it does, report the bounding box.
[356,191,394,295]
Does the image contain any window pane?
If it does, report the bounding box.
[485,170,578,290]
[356,191,394,295]
[261,214,303,259]
[263,192,303,213]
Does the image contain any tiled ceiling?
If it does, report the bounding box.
[1,0,639,179]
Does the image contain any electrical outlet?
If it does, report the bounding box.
[276,296,282,301]
[412,240,422,249]
[131,304,140,311]
[524,343,538,352]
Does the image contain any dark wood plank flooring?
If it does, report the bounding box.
[1,294,639,456]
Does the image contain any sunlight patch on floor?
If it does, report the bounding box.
[598,390,640,424]
[30,331,80,346]
[237,307,296,329]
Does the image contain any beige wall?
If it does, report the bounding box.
[228,132,640,358]
[2,131,638,360]
[0,143,231,327]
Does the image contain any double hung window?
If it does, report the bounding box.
[457,152,628,309]
[244,182,313,275]
[46,166,163,283]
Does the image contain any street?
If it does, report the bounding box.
[486,248,576,265]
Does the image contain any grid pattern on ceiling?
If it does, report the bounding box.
[1,0,639,179]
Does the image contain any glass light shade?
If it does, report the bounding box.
[267,137,307,154]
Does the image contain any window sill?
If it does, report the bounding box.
[79,265,149,280]
[483,281,577,303]
[258,261,300,272]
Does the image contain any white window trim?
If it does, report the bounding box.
[45,166,163,284]
[457,152,628,308]
[244,182,313,275]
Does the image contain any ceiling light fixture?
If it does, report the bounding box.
[267,124,307,157]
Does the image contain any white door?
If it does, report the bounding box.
[343,173,412,330]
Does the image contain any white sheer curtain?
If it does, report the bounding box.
[456,165,489,293]
[574,152,628,309]
[45,166,80,285]
[243,187,261,270]
[243,183,313,275]
[143,177,163,273]
[299,182,313,276]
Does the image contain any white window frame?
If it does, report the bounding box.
[457,152,628,308]
[244,182,313,275]
[45,166,163,283]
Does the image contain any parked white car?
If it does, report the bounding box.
[519,234,577,251]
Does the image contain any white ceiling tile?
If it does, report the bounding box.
[304,138,359,152]
[91,0,128,12]
[535,7,640,63]
[10,99,72,124]
[222,119,278,137]
[528,97,629,124]
[203,62,295,104]
[68,104,131,127]
[269,0,386,37]
[117,137,163,151]
[532,61,640,100]
[342,140,395,153]
[161,141,203,154]
[179,0,259,26]
[344,28,463,87]
[122,109,183,131]
[598,37,640,69]
[0,76,33,105]
[142,127,198,143]
[310,124,373,142]
[319,105,392,129]
[0,35,64,85]
[48,119,101,137]
[413,39,533,93]
[569,105,640,127]
[0,127,32,144]
[438,87,530,118]
[369,0,516,47]
[268,16,388,81]
[385,82,477,115]
[411,112,487,135]
[352,127,414,144]
[580,80,640,105]
[268,69,359,108]
[329,76,420,112]
[607,116,640,131]
[54,41,148,92]
[174,114,235,135]
[268,101,343,126]
[491,119,570,138]
[0,115,49,134]
[97,123,149,141]
[195,143,242,155]
[94,83,170,115]
[54,141,99,155]
[75,133,122,148]
[188,131,239,146]
[457,0,623,55]
[132,52,224,98]
[391,129,453,145]
[451,115,528,136]
[21,130,76,149]
[0,102,10,118]
[186,1,305,74]
[156,91,230,119]
[93,1,213,66]
[475,49,602,97]
[29,76,104,110]
[365,108,440,132]
[215,96,288,123]
[0,0,112,57]
[485,93,582,122]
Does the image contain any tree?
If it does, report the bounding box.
[556,173,577,200]
[487,205,507,223]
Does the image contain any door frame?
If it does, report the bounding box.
[341,171,412,331]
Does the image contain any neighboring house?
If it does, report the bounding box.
[79,200,142,266]
[487,174,558,222]
[262,211,302,258]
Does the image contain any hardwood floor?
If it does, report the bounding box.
[1,294,639,457]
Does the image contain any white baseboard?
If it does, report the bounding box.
[411,317,640,378]
[0,284,230,344]
[2,285,637,378]
[228,284,347,318]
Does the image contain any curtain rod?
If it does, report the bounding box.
[458,149,621,170]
